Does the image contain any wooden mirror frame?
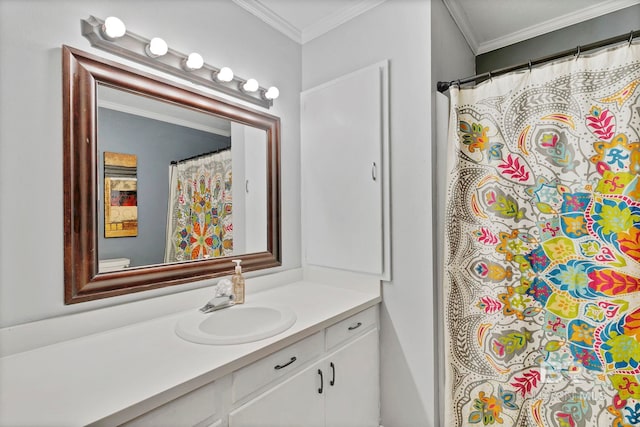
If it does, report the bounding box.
[63,45,281,304]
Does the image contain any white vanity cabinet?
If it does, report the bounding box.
[324,330,379,426]
[323,329,380,427]
[121,378,227,427]
[0,279,381,427]
[228,306,379,427]
[229,359,325,427]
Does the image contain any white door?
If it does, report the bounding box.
[243,126,267,253]
[229,362,324,427]
[324,330,380,427]
[301,62,388,276]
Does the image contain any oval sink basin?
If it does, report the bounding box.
[175,304,297,345]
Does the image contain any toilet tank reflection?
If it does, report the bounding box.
[98,258,131,273]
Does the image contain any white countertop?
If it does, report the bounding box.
[0,278,380,426]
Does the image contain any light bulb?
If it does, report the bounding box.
[264,86,280,100]
[184,52,204,71]
[242,78,259,92]
[215,67,234,82]
[103,16,126,39]
[145,37,168,57]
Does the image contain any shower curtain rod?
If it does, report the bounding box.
[170,146,231,165]
[436,29,640,93]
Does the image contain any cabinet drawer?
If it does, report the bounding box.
[325,306,377,351]
[232,331,323,402]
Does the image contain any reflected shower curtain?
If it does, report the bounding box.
[443,43,640,426]
[164,150,233,263]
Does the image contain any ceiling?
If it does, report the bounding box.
[232,0,639,53]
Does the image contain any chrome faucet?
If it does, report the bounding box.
[200,279,235,313]
[200,294,235,313]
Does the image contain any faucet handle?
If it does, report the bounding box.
[215,278,233,297]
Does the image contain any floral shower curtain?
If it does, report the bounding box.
[164,149,233,263]
[443,43,640,426]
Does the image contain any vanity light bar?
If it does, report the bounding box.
[81,16,277,109]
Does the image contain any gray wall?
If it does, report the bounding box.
[477,5,640,73]
[431,1,475,425]
[98,108,231,267]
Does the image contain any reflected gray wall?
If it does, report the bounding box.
[98,108,231,267]
[477,5,640,73]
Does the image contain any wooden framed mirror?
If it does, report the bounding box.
[63,45,281,304]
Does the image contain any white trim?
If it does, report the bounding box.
[380,60,391,282]
[476,0,640,54]
[444,0,640,55]
[98,99,232,137]
[300,60,387,96]
[301,0,387,44]
[442,0,479,54]
[232,0,386,45]
[232,0,302,43]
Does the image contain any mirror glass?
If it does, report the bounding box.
[63,46,281,304]
[97,86,268,270]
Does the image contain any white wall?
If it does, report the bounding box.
[0,0,301,327]
[302,0,472,425]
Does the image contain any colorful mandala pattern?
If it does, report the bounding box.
[444,44,640,426]
[169,151,233,261]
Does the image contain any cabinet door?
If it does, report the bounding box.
[229,362,324,427]
[301,62,389,278]
[325,329,379,427]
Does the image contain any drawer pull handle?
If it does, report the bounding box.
[318,369,324,394]
[274,356,297,370]
[348,322,363,331]
[330,362,336,386]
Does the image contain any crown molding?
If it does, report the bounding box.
[302,0,387,44]
[233,0,386,45]
[477,0,640,54]
[232,0,302,44]
[442,0,479,54]
[444,0,640,55]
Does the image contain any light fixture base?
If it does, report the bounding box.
[81,16,273,109]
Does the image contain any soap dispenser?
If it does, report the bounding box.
[231,259,245,304]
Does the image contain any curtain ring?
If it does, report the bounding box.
[528,60,532,72]
[575,45,581,59]
[629,31,635,46]
[456,79,461,88]
[488,71,493,82]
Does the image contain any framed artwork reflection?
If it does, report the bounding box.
[104,152,138,238]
